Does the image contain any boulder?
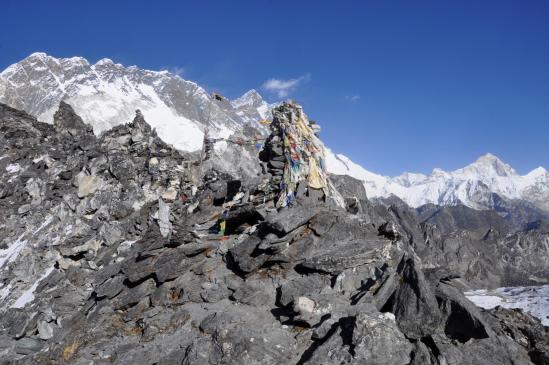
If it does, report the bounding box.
[76,174,102,198]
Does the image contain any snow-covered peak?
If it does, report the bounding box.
[526,166,548,179]
[456,153,518,178]
[230,89,274,122]
[326,151,548,212]
[96,58,114,65]
[93,58,128,70]
[0,52,273,152]
[24,52,89,67]
[431,168,451,178]
[26,52,49,60]
[477,152,498,161]
[231,89,264,108]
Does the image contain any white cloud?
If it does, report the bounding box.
[162,66,185,78]
[262,74,310,98]
[346,95,360,103]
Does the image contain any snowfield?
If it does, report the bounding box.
[465,285,549,326]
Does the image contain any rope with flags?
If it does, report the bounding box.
[202,132,267,162]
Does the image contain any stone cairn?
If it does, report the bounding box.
[259,101,343,208]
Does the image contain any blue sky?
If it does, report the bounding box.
[1,0,548,175]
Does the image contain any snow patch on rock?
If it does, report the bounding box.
[0,235,28,269]
[5,164,20,174]
[11,266,55,309]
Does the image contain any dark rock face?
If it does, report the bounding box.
[372,198,549,288]
[0,102,547,364]
[330,174,370,214]
[53,101,94,137]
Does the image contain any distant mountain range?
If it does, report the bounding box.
[2,53,548,212]
[328,152,549,212]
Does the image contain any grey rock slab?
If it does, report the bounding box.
[37,320,54,340]
[112,278,156,309]
[299,241,387,275]
[158,198,172,238]
[265,203,323,234]
[95,275,125,299]
[352,311,413,365]
[53,101,93,137]
[76,174,102,198]
[278,274,331,307]
[384,257,444,339]
[14,337,44,355]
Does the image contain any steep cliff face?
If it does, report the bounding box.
[0,102,547,364]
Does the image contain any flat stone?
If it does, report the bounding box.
[37,320,54,340]
[14,337,44,355]
[294,296,315,314]
[77,174,102,198]
[162,188,178,202]
[158,199,172,237]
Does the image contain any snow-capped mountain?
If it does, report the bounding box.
[231,89,272,124]
[1,53,547,212]
[0,52,272,151]
[328,151,549,212]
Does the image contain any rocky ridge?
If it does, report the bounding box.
[2,53,548,213]
[0,102,547,364]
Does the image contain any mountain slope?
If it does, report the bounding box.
[0,52,271,151]
[1,53,547,212]
[0,102,547,364]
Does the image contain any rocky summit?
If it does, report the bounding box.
[0,101,547,365]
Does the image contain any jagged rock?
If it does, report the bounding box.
[352,311,413,365]
[230,279,275,307]
[58,238,101,257]
[484,307,549,364]
[194,306,299,364]
[381,257,444,339]
[0,102,547,365]
[95,275,125,299]
[330,174,370,214]
[112,278,156,309]
[265,203,323,234]
[299,241,385,275]
[53,101,93,137]
[278,275,330,307]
